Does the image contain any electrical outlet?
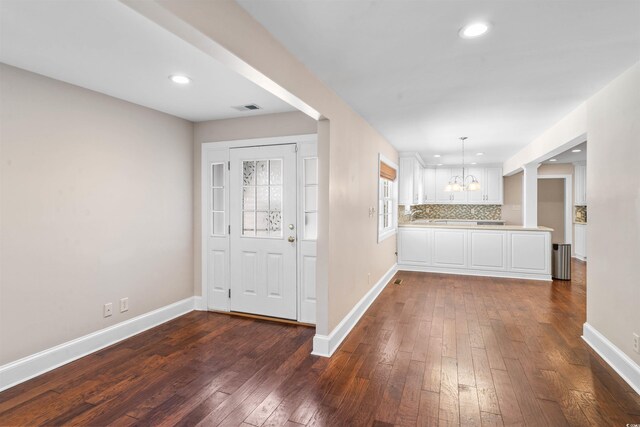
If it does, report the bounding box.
[103,303,113,317]
[633,333,639,354]
[120,297,129,313]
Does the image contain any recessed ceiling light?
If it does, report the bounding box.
[434,154,441,158]
[572,149,582,153]
[169,74,191,85]
[459,22,490,39]
[471,162,477,165]
[437,163,443,166]
[549,158,557,162]
[476,152,484,156]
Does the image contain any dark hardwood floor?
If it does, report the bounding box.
[1,260,639,426]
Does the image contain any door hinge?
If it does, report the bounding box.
[228,289,231,298]
[227,161,230,170]
[295,145,298,152]
[228,225,231,234]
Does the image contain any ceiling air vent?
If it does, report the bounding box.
[232,104,261,112]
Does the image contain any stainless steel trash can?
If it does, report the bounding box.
[552,243,571,280]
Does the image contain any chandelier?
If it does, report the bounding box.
[445,137,481,192]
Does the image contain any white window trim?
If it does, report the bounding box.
[378,154,398,243]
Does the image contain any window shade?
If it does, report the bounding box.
[380,161,397,181]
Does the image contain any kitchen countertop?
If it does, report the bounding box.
[408,219,505,223]
[400,221,553,232]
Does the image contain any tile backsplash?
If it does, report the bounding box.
[399,204,502,223]
[575,205,587,223]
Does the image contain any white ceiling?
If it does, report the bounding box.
[238,0,640,165]
[544,141,587,164]
[0,0,295,122]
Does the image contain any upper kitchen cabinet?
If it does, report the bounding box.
[398,154,424,205]
[574,162,587,205]
[435,168,465,203]
[483,167,504,204]
[423,168,436,203]
[432,166,503,205]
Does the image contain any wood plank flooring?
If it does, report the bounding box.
[1,260,639,426]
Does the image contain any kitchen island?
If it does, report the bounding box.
[398,221,553,281]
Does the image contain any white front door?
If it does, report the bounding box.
[229,144,297,319]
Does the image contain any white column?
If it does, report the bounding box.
[523,164,538,228]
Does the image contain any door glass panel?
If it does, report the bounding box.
[212,188,224,211]
[243,186,255,210]
[304,212,317,240]
[270,160,282,185]
[242,159,284,238]
[212,212,225,235]
[303,157,318,240]
[243,161,255,185]
[256,186,269,210]
[256,211,269,236]
[256,160,269,185]
[270,186,282,211]
[243,211,256,236]
[269,211,282,237]
[212,163,224,187]
[304,158,317,185]
[211,163,225,236]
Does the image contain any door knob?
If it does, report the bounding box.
[288,236,296,243]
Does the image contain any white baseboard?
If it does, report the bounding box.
[398,264,551,282]
[193,296,206,311]
[0,296,197,392]
[582,322,640,395]
[312,264,398,357]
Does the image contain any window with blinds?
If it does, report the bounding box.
[378,156,398,242]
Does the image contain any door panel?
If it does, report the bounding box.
[230,144,297,319]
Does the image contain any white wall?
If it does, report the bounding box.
[0,64,194,365]
[586,63,640,366]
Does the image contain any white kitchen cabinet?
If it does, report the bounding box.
[574,163,587,205]
[423,168,436,203]
[484,167,504,204]
[574,223,587,260]
[398,156,424,205]
[431,166,502,205]
[397,226,552,280]
[435,168,466,203]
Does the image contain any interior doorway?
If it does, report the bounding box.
[537,174,573,246]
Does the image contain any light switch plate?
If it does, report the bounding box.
[120,297,129,313]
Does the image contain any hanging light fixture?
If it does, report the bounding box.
[445,137,481,192]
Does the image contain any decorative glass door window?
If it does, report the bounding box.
[211,163,225,236]
[303,157,318,240]
[242,159,282,237]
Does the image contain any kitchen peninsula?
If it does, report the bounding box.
[398,221,553,281]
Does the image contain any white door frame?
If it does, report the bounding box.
[537,174,573,245]
[201,134,317,322]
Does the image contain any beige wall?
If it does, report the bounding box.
[0,64,194,364]
[192,112,317,295]
[537,178,565,243]
[502,173,523,225]
[586,63,640,366]
[502,164,574,228]
[135,0,400,334]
